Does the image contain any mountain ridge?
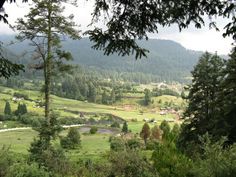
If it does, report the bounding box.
[0,35,203,83]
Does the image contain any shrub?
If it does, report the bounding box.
[109,150,158,177]
[60,127,81,149]
[127,138,141,150]
[0,146,14,177]
[110,138,125,151]
[122,122,128,133]
[6,163,49,177]
[90,126,98,134]
[146,140,160,150]
[190,137,236,177]
[13,92,29,100]
[111,121,120,128]
[18,114,42,127]
[152,141,192,177]
[58,117,84,125]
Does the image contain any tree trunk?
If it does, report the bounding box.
[45,1,52,120]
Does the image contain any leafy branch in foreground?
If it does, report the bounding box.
[88,0,236,58]
[0,43,24,79]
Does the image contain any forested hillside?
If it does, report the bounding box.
[0,36,202,83]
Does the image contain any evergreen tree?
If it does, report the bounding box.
[60,127,81,149]
[15,103,28,116]
[88,83,97,102]
[220,50,236,144]
[22,103,27,115]
[178,52,225,151]
[144,89,151,106]
[16,0,80,120]
[170,124,180,142]
[160,120,171,140]
[151,125,162,141]
[4,101,11,115]
[102,91,109,105]
[140,122,151,146]
[110,89,116,104]
[122,122,128,133]
[16,0,80,167]
[116,89,122,101]
[29,113,62,166]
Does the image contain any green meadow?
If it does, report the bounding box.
[0,85,184,159]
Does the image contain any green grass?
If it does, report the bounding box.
[0,129,110,160]
[0,85,183,159]
[0,86,181,123]
[152,95,186,108]
[128,121,159,134]
[68,134,110,161]
[0,129,37,154]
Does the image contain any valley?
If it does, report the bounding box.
[0,83,184,159]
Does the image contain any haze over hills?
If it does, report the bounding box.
[0,35,203,83]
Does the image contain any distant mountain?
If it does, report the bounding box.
[0,35,203,83]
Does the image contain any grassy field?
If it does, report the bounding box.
[0,129,37,154]
[68,134,110,161]
[0,85,180,122]
[0,128,111,160]
[0,85,183,159]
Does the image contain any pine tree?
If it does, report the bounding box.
[122,122,128,133]
[4,101,11,115]
[15,103,28,116]
[160,120,171,140]
[110,89,116,104]
[88,83,97,103]
[22,103,27,115]
[102,91,109,105]
[16,0,79,166]
[178,52,225,150]
[16,0,80,120]
[220,50,236,144]
[151,125,162,141]
[144,89,151,106]
[140,122,151,146]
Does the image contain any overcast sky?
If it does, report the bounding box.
[0,1,233,55]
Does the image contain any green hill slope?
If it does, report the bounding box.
[0,36,202,82]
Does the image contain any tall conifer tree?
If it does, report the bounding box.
[179,52,225,150]
[220,50,236,144]
[16,0,80,120]
[4,101,11,115]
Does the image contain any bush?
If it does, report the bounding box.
[58,117,84,125]
[111,121,120,128]
[152,141,192,177]
[90,126,98,134]
[127,138,141,150]
[0,146,14,177]
[6,163,49,177]
[0,114,12,121]
[190,137,236,177]
[110,138,125,151]
[60,127,81,149]
[146,140,160,150]
[13,92,29,100]
[18,114,42,127]
[109,150,158,177]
